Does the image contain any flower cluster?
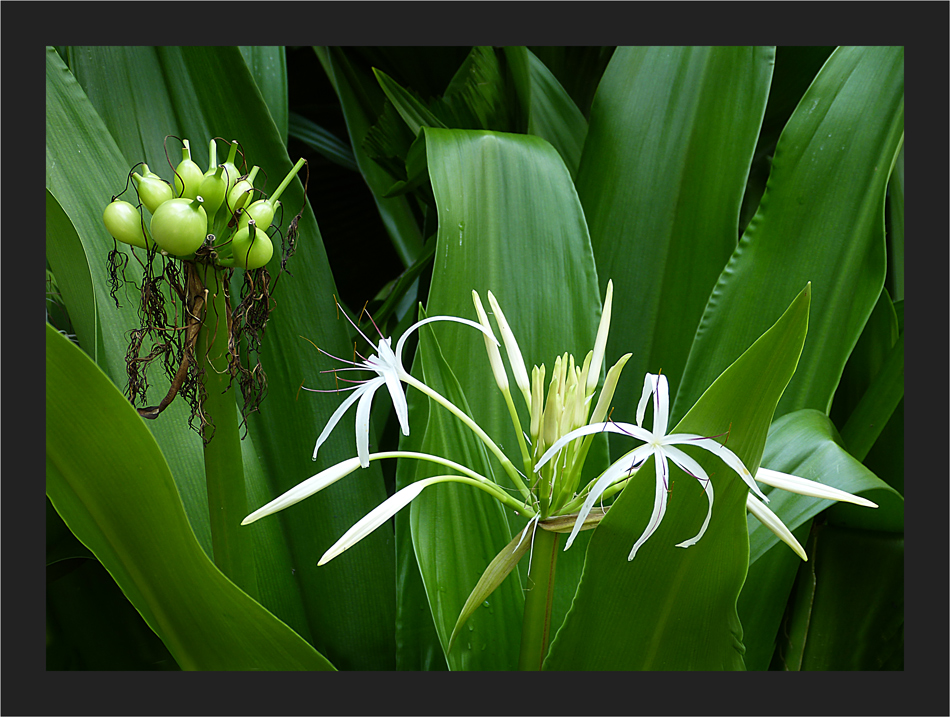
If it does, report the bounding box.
[103,138,305,270]
[244,282,876,567]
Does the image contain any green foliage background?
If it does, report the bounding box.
[46,45,903,678]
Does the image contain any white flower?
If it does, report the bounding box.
[537,372,767,561]
[308,309,499,468]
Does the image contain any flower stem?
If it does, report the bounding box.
[197,265,257,599]
[401,372,532,501]
[517,526,560,670]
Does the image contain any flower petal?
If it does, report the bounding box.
[663,445,714,550]
[242,457,362,525]
[375,338,410,436]
[652,373,670,437]
[318,476,440,565]
[312,379,380,462]
[629,452,671,560]
[746,493,807,561]
[393,314,499,370]
[755,467,878,508]
[671,434,770,504]
[354,377,381,468]
[563,448,651,551]
[472,290,509,392]
[535,421,652,471]
[635,373,654,428]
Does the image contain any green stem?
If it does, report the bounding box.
[518,526,559,670]
[401,372,532,501]
[197,265,257,599]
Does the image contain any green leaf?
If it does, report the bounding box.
[543,285,810,670]
[323,47,424,266]
[48,45,397,670]
[575,46,775,446]
[737,409,902,670]
[288,111,359,172]
[503,47,588,179]
[46,324,334,671]
[674,46,904,422]
[404,316,525,670]
[886,145,904,301]
[415,128,609,666]
[238,46,288,144]
[45,189,99,363]
[776,524,903,670]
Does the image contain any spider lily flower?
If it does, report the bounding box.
[537,372,767,560]
[307,307,500,468]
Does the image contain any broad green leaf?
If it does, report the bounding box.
[674,46,904,422]
[419,128,608,664]
[46,46,214,554]
[322,47,423,266]
[46,324,334,671]
[405,317,525,670]
[45,189,99,363]
[503,47,588,179]
[737,409,902,670]
[576,46,774,445]
[543,285,810,670]
[49,46,396,670]
[238,46,288,144]
[527,47,615,119]
[776,525,903,670]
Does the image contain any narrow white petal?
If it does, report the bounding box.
[636,373,654,428]
[354,379,380,468]
[564,455,642,551]
[586,280,613,395]
[664,446,714,549]
[535,421,652,470]
[755,467,878,508]
[673,434,770,504]
[652,374,670,437]
[746,493,807,561]
[242,457,362,525]
[394,314,499,368]
[629,453,670,560]
[318,477,438,565]
[313,380,379,461]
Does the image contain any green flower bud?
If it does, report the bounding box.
[230,220,273,270]
[131,171,174,214]
[103,200,152,249]
[174,140,204,199]
[150,196,208,256]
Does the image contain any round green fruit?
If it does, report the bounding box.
[149,196,208,256]
[103,200,152,249]
[230,222,274,270]
[132,171,174,214]
[238,198,279,231]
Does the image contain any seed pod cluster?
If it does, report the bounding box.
[103,137,306,270]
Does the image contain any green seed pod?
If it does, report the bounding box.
[131,171,174,214]
[199,165,227,219]
[227,165,260,214]
[149,196,208,256]
[238,197,279,231]
[230,220,273,270]
[174,140,204,199]
[103,200,152,249]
